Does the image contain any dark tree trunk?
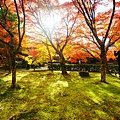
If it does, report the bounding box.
[11,53,16,88]
[46,45,53,72]
[106,61,111,74]
[50,61,53,72]
[100,45,106,82]
[60,54,67,75]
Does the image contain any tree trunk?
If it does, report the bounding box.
[50,61,53,72]
[60,54,67,75]
[46,45,53,72]
[106,61,111,74]
[11,54,16,88]
[100,45,106,82]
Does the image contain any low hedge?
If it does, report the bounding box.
[48,63,118,72]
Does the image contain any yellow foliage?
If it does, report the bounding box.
[25,56,33,65]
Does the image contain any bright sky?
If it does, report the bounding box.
[59,0,116,13]
[59,0,71,4]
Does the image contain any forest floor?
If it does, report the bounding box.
[0,71,120,120]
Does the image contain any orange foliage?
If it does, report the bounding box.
[29,49,38,59]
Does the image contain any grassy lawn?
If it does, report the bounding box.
[0,71,120,120]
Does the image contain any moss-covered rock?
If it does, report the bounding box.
[79,71,90,77]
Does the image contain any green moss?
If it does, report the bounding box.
[0,71,120,119]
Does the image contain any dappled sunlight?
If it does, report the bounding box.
[48,80,69,100]
[100,84,120,99]
[0,0,120,118]
[94,110,110,119]
[2,72,29,82]
[86,90,102,104]
[0,71,120,119]
[16,72,30,81]
[112,81,120,88]
[2,73,12,81]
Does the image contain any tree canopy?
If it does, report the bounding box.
[0,0,120,85]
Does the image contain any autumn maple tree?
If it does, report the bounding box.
[27,0,79,75]
[108,2,120,49]
[0,0,25,87]
[72,0,116,82]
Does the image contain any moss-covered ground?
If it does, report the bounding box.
[0,71,120,120]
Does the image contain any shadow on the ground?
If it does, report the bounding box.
[7,109,37,120]
[0,85,21,101]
